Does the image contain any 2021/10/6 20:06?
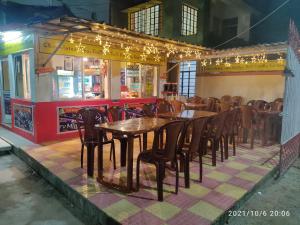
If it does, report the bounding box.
[229,210,291,217]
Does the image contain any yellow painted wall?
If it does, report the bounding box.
[196,74,285,103]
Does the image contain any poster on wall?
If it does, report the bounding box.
[3,92,11,115]
[64,56,74,71]
[14,104,34,133]
[58,105,108,133]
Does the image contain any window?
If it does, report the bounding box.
[179,61,196,98]
[222,17,238,40]
[50,55,108,100]
[14,52,31,99]
[130,5,160,36]
[181,4,198,36]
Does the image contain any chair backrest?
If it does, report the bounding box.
[247,100,256,106]
[265,101,284,112]
[142,103,157,117]
[203,97,217,111]
[157,100,173,114]
[124,108,144,119]
[207,111,228,139]
[152,120,185,161]
[224,108,240,134]
[108,106,123,122]
[240,105,256,129]
[232,96,243,106]
[76,107,106,143]
[220,102,232,112]
[189,118,209,154]
[221,95,232,103]
[253,100,268,110]
[169,100,184,113]
[187,96,202,103]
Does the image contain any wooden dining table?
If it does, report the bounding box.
[158,110,217,120]
[95,117,171,191]
[184,102,207,110]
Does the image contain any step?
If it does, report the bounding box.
[0,138,12,155]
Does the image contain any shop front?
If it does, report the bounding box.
[0,17,206,143]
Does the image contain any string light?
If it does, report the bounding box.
[95,34,102,45]
[154,55,161,62]
[102,41,111,55]
[69,34,74,44]
[140,53,147,61]
[75,39,85,53]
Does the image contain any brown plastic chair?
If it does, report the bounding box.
[254,100,268,111]
[187,96,202,103]
[203,111,228,166]
[142,103,157,117]
[238,105,258,149]
[232,96,243,107]
[221,95,232,104]
[108,106,142,153]
[136,120,185,201]
[178,117,208,188]
[76,107,116,169]
[222,108,240,158]
[157,100,173,114]
[202,97,216,111]
[169,100,184,113]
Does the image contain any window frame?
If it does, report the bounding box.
[181,4,198,36]
[179,61,197,98]
[130,4,161,36]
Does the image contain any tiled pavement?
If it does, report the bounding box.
[22,133,280,225]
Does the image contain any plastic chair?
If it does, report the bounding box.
[136,120,185,201]
[76,107,116,169]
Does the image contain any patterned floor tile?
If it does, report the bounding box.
[182,183,211,198]
[24,136,280,225]
[145,202,181,221]
[167,210,211,225]
[122,210,164,225]
[235,171,263,182]
[215,183,247,199]
[202,191,236,210]
[205,171,232,182]
[188,200,224,221]
[103,199,141,222]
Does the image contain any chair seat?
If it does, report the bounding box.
[139,149,167,163]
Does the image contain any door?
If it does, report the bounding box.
[0,58,12,125]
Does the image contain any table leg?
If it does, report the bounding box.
[143,132,147,151]
[120,138,127,167]
[87,143,94,177]
[97,130,104,180]
[127,135,134,191]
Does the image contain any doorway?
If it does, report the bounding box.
[0,58,12,126]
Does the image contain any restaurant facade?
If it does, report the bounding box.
[0,16,206,143]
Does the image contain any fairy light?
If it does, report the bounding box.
[154,55,161,62]
[102,41,111,55]
[201,60,207,67]
[69,34,74,44]
[75,39,85,53]
[95,34,102,45]
[140,53,147,61]
[195,51,202,59]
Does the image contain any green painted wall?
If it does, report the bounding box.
[160,0,208,45]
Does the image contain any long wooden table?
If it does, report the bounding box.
[158,110,217,120]
[95,117,171,191]
[184,102,207,110]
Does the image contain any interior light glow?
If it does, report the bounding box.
[1,31,23,43]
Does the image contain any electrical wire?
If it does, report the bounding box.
[213,0,290,49]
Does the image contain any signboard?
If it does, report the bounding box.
[39,37,165,66]
[0,34,34,56]
[58,105,108,133]
[200,60,285,74]
[14,104,34,134]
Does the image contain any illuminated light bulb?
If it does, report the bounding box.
[201,60,207,67]
[102,41,111,55]
[83,57,88,62]
[216,59,221,66]
[235,56,240,64]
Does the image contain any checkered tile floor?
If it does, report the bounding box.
[26,134,279,225]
